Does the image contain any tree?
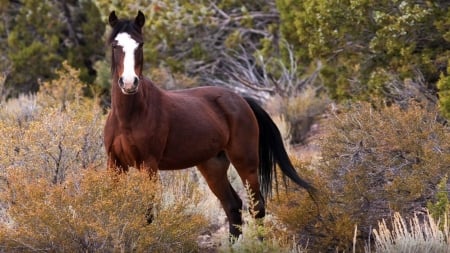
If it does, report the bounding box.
[93,0,280,86]
[2,0,105,97]
[276,0,450,102]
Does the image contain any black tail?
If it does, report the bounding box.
[244,97,316,200]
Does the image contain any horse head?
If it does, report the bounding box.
[108,11,145,95]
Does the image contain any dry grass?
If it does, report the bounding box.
[372,211,450,253]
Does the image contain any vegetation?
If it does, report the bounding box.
[270,100,450,251]
[373,211,449,253]
[0,0,449,252]
[0,169,207,252]
[1,0,104,96]
[277,0,450,102]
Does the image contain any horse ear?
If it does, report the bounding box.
[135,11,145,29]
[109,11,118,27]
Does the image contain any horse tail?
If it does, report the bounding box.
[244,97,317,200]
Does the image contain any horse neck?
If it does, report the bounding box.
[111,76,161,124]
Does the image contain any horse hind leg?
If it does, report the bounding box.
[197,152,243,239]
[226,147,266,221]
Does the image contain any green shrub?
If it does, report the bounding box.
[0,168,207,252]
[428,175,450,224]
[438,60,450,119]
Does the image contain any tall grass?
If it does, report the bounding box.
[372,211,450,253]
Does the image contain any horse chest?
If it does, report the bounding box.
[110,127,165,167]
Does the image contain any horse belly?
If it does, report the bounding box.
[158,131,226,170]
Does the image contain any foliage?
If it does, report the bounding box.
[438,60,450,119]
[0,168,207,252]
[220,182,308,253]
[1,0,105,97]
[1,0,448,110]
[0,63,105,184]
[373,211,450,253]
[283,86,329,144]
[271,101,450,251]
[322,101,450,248]
[428,175,450,224]
[277,0,450,101]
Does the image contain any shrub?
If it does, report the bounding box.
[428,175,450,224]
[438,59,450,119]
[220,183,308,253]
[0,63,105,183]
[283,86,329,144]
[269,157,354,252]
[0,168,207,252]
[270,101,450,251]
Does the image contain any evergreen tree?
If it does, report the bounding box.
[93,0,279,84]
[2,0,105,97]
[277,0,450,101]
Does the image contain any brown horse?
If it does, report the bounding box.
[104,11,316,238]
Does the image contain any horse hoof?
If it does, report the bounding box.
[145,203,154,224]
[146,213,154,224]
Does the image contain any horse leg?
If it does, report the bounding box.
[197,152,243,239]
[141,158,159,224]
[107,152,127,173]
[226,147,265,221]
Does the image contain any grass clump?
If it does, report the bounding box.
[373,211,450,253]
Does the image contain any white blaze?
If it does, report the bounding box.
[115,32,139,85]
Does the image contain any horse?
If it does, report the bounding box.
[104,10,316,239]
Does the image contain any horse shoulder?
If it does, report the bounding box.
[104,112,118,151]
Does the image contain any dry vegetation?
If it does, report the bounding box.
[0,64,449,252]
[269,100,450,252]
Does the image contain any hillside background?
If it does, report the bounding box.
[0,0,449,252]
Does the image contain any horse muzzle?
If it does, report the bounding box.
[118,76,139,95]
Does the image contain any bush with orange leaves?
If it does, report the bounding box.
[0,168,206,252]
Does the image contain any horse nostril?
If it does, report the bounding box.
[118,77,124,87]
[133,77,139,87]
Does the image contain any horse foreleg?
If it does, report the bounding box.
[107,153,129,174]
[141,158,159,224]
[140,158,159,177]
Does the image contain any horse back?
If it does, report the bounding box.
[158,86,258,169]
